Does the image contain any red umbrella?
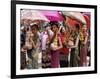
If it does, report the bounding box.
[41,10,64,21]
[65,16,83,28]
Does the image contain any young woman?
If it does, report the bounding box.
[25,24,40,69]
[79,26,88,66]
[59,27,70,67]
[30,24,41,69]
[49,23,63,68]
[68,24,80,67]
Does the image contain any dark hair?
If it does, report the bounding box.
[51,23,58,27]
[62,14,66,20]
[26,27,29,31]
[50,21,59,27]
[75,24,80,30]
[31,24,38,30]
[50,21,58,25]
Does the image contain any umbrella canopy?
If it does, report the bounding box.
[41,10,64,21]
[62,11,86,25]
[82,12,91,17]
[21,10,49,22]
[65,16,83,28]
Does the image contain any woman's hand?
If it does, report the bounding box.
[50,37,63,51]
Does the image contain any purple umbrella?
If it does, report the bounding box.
[41,10,64,21]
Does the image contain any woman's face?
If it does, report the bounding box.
[82,27,87,32]
[61,27,65,34]
[52,25,59,32]
[32,28,38,34]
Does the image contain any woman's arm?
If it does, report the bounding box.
[82,34,88,45]
[30,37,37,49]
[35,39,40,48]
[69,34,79,48]
[74,34,80,47]
[52,37,63,51]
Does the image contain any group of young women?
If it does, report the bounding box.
[20,17,90,69]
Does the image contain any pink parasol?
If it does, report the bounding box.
[21,10,49,22]
[41,10,64,21]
